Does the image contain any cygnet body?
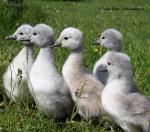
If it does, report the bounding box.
[102,52,150,132]
[52,27,104,121]
[92,29,122,85]
[3,24,34,103]
[28,24,73,119]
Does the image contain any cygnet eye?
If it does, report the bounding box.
[108,62,111,66]
[102,37,105,39]
[64,37,69,40]
[20,32,23,35]
[33,32,37,36]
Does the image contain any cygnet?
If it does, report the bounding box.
[28,24,73,120]
[51,27,104,122]
[92,29,122,85]
[102,52,150,132]
[4,24,34,104]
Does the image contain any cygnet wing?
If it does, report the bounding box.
[125,93,150,119]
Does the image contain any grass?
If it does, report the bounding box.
[0,0,150,131]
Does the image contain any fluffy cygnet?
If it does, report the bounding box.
[28,24,73,119]
[3,24,34,104]
[92,29,122,85]
[52,27,104,122]
[102,52,150,132]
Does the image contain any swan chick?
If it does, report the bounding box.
[92,29,122,85]
[52,27,104,122]
[102,52,150,132]
[28,24,73,120]
[3,24,34,103]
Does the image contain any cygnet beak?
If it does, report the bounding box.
[91,39,101,45]
[50,38,62,48]
[98,65,108,72]
[5,34,17,40]
[18,36,31,42]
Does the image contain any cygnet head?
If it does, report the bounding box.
[106,52,132,79]
[52,27,83,50]
[30,24,54,47]
[6,24,33,45]
[93,29,122,51]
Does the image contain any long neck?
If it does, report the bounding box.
[68,48,85,76]
[109,42,121,51]
[63,48,86,90]
[103,71,134,98]
[14,45,34,73]
[25,45,34,64]
[37,46,56,73]
[107,70,133,87]
[109,47,121,52]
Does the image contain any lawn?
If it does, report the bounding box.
[0,0,149,131]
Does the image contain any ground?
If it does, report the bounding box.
[0,0,149,131]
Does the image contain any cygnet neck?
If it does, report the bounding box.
[16,44,34,72]
[66,46,85,77]
[25,44,34,55]
[69,46,84,71]
[106,40,121,51]
[63,46,86,91]
[107,70,133,85]
[109,46,121,52]
[71,46,83,53]
[38,45,56,72]
[106,70,135,94]
[21,44,33,62]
